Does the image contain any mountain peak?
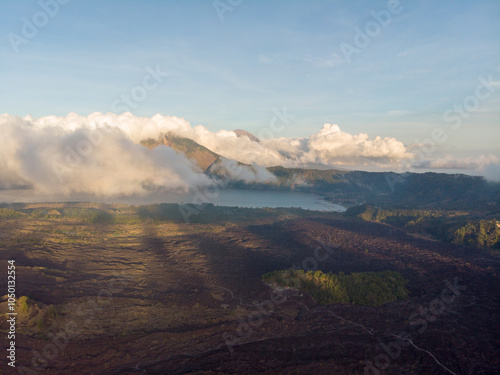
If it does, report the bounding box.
[233,129,260,143]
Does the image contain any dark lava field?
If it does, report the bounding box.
[0,203,499,374]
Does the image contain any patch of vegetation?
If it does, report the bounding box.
[14,231,44,246]
[112,213,143,225]
[262,269,409,306]
[86,210,114,224]
[28,207,114,223]
[346,204,500,250]
[451,220,500,249]
[36,318,46,330]
[18,296,31,313]
[344,204,467,223]
[137,203,186,222]
[46,304,59,319]
[0,208,22,219]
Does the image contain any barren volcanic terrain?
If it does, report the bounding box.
[0,203,499,374]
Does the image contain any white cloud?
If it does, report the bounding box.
[305,124,412,165]
[0,113,416,193]
[186,122,413,168]
[210,159,277,184]
[0,114,212,196]
[4,112,490,195]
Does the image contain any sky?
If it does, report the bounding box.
[1,0,499,180]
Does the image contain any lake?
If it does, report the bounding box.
[0,188,345,212]
[163,188,346,212]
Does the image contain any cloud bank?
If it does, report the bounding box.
[209,158,278,184]
[1,112,414,172]
[1,112,494,197]
[0,114,212,197]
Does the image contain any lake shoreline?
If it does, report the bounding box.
[0,187,346,212]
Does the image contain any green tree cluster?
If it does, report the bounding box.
[345,204,466,224]
[262,269,409,306]
[345,204,500,250]
[0,208,22,219]
[451,220,500,249]
[28,207,114,223]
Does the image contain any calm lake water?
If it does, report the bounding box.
[0,188,345,212]
[175,189,346,212]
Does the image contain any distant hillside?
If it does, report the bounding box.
[268,166,398,194]
[267,166,499,210]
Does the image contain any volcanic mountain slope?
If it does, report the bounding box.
[141,133,277,185]
[233,129,260,142]
[141,133,220,171]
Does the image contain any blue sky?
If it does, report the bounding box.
[1,0,499,159]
